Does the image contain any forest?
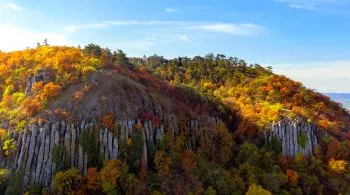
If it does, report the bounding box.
[0,43,349,194]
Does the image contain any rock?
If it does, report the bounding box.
[43,123,52,187]
[71,128,76,167]
[103,128,108,160]
[64,128,71,160]
[108,131,113,159]
[78,145,84,173]
[24,124,38,188]
[35,126,46,183]
[16,130,27,170]
[99,129,104,156]
[266,119,318,157]
[112,136,118,159]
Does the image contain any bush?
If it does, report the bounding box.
[128,134,143,171]
[297,132,308,149]
[53,168,82,194]
[267,136,282,154]
[0,169,9,194]
[100,160,121,193]
[4,171,21,195]
[52,145,70,171]
[27,183,42,195]
[79,130,101,168]
[2,138,16,158]
[245,184,271,195]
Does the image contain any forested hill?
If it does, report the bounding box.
[0,44,349,194]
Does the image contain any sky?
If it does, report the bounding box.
[0,0,349,93]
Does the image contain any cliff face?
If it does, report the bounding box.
[7,71,224,190]
[264,119,318,157]
[12,117,220,190]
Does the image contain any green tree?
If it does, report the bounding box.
[113,49,129,67]
[83,43,102,57]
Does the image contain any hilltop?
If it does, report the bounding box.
[0,44,349,194]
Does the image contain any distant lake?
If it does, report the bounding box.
[325,93,350,110]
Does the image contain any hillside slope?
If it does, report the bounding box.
[0,45,349,194]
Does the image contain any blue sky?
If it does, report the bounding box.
[0,0,349,92]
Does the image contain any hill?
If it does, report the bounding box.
[0,45,349,194]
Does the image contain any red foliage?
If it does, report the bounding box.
[101,113,115,129]
[326,139,342,160]
[286,169,299,186]
[142,112,160,128]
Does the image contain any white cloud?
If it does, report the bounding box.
[179,35,190,41]
[164,8,175,13]
[0,23,68,51]
[64,20,187,32]
[274,0,349,12]
[3,3,22,10]
[195,23,263,36]
[145,37,157,41]
[287,3,317,10]
[273,60,350,93]
[64,20,263,36]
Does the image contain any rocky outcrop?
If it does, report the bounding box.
[264,119,318,157]
[11,116,220,190]
[25,70,52,96]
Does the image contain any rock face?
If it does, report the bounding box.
[11,116,220,190]
[25,70,51,96]
[264,119,318,157]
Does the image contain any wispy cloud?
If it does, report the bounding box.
[3,3,22,10]
[273,60,350,93]
[274,0,350,13]
[0,23,68,51]
[178,35,190,41]
[164,8,176,13]
[64,20,263,37]
[287,3,317,10]
[195,23,263,36]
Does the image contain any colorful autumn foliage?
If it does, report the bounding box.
[0,45,349,194]
[328,158,347,173]
[246,184,272,195]
[286,169,299,186]
[53,168,83,194]
[101,113,115,130]
[100,160,121,193]
[87,167,101,191]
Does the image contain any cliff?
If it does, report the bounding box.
[264,119,318,157]
[13,117,220,190]
[6,70,223,190]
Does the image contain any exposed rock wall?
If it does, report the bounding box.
[264,119,318,157]
[11,116,220,190]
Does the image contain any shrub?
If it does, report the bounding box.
[0,169,9,194]
[328,158,347,173]
[154,151,172,176]
[297,132,308,149]
[2,138,16,158]
[101,114,115,130]
[52,145,70,171]
[4,171,21,195]
[128,134,143,171]
[245,184,271,195]
[53,168,82,194]
[79,130,101,168]
[267,136,282,154]
[27,183,42,195]
[87,167,101,191]
[100,160,121,193]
